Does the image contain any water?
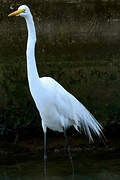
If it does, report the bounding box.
[0,150,120,180]
[0,1,120,179]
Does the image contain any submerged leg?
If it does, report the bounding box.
[42,120,47,176]
[64,130,75,176]
[44,131,47,176]
[14,128,19,144]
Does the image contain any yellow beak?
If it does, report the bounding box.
[8,9,25,17]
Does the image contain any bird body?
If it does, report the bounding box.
[8,5,103,175]
[8,5,103,140]
[28,72,102,140]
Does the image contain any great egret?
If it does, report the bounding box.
[8,5,103,175]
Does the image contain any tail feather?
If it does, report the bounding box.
[73,103,103,142]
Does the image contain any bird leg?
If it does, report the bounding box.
[64,129,75,176]
[44,132,47,176]
[14,128,19,144]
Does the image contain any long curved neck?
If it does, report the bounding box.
[25,13,39,85]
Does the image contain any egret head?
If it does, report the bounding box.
[8,5,30,18]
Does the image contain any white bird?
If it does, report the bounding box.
[8,5,103,175]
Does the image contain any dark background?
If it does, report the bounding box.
[0,0,120,141]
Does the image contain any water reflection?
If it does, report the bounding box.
[0,151,120,180]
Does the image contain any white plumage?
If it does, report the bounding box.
[38,76,102,141]
[8,4,103,142]
[8,5,103,174]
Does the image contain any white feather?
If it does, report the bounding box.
[10,5,103,141]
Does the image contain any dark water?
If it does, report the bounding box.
[0,1,120,179]
[0,151,120,180]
